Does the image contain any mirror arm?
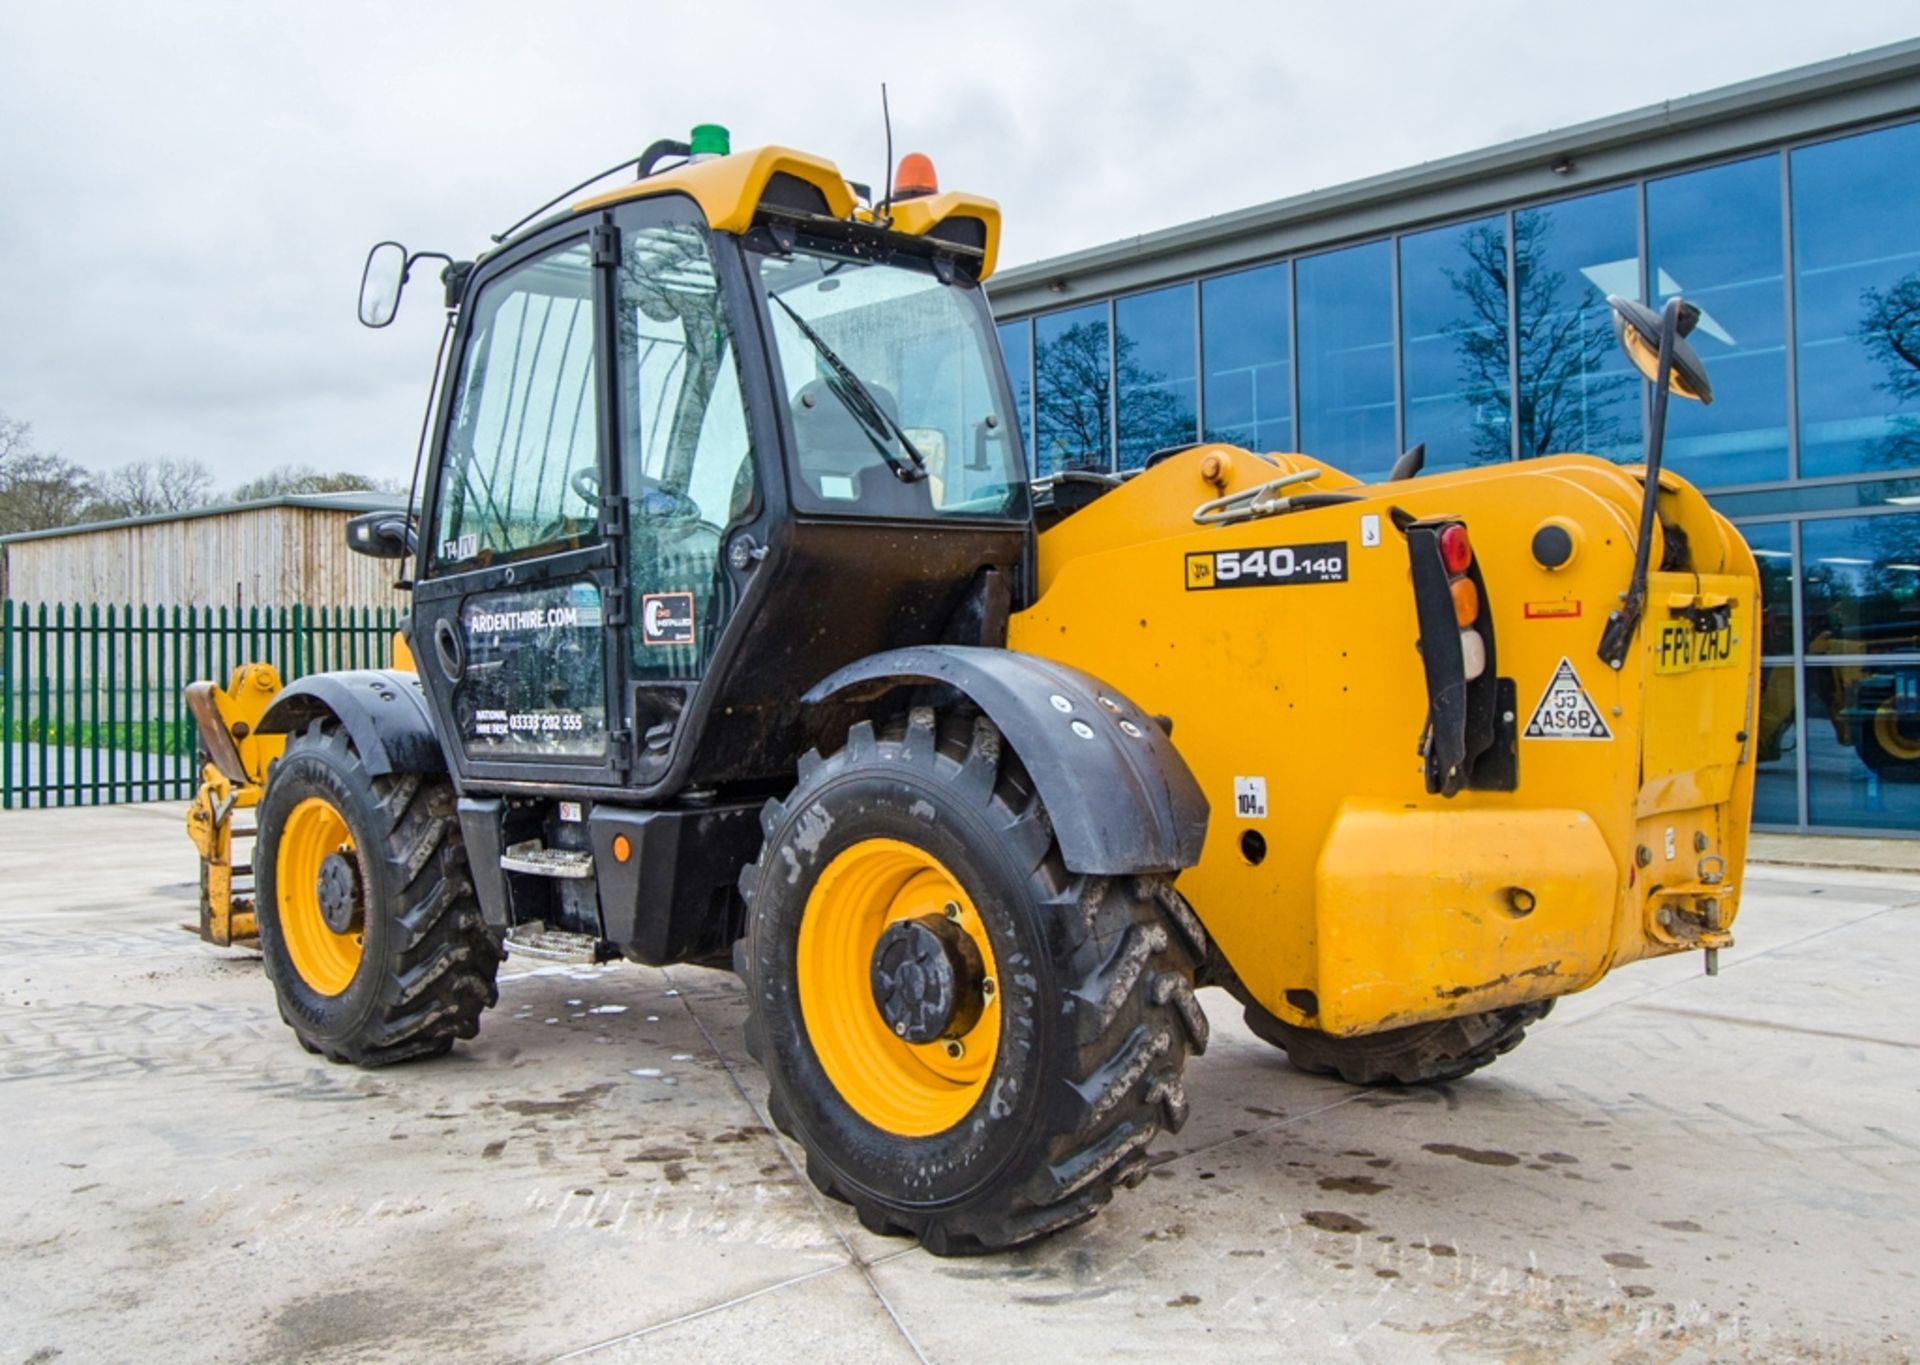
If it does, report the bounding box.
[1598,296,1682,671]
[401,249,453,284]
[439,260,473,309]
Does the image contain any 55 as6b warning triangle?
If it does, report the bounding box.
[1525,657,1612,740]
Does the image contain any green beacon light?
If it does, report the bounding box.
[689,123,731,162]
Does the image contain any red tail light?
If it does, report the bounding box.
[1440,523,1472,574]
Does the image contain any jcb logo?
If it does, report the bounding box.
[1186,556,1215,589]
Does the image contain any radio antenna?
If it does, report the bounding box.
[879,82,895,224]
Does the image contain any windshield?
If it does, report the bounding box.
[756,243,1025,519]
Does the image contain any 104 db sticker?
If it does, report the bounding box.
[1186,541,1347,590]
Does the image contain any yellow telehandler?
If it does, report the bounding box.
[186,125,1758,1254]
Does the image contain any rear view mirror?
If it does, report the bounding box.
[345,509,416,560]
[358,241,409,328]
[1607,295,1713,404]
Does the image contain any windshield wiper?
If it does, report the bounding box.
[769,294,927,482]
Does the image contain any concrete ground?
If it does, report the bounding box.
[1,805,1915,1364]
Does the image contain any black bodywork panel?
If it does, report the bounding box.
[670,519,1029,793]
[456,794,761,966]
[804,645,1209,876]
[589,801,763,965]
[1403,522,1516,796]
[256,670,445,778]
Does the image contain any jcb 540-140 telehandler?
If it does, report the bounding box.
[185,125,1759,1254]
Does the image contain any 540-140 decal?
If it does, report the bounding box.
[1186,541,1348,590]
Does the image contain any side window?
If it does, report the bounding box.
[618,221,758,678]
[432,240,599,570]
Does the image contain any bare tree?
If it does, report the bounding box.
[1861,272,1920,469]
[87,458,216,520]
[1447,215,1630,463]
[230,464,403,502]
[1862,273,1920,401]
[0,412,96,534]
[1033,323,1188,472]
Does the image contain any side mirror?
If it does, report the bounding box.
[358,241,409,328]
[345,509,416,560]
[1595,293,1715,672]
[1607,295,1713,405]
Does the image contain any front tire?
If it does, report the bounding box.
[255,720,501,1066]
[1242,999,1552,1086]
[737,707,1209,1255]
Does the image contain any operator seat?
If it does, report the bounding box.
[789,378,934,518]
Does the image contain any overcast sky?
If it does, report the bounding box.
[1,2,1914,491]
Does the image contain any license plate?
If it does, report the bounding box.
[1653,618,1738,674]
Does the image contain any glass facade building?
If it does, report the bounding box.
[989,47,1920,833]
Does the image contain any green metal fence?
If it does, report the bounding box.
[1,601,403,809]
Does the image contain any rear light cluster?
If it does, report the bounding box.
[1441,524,1486,680]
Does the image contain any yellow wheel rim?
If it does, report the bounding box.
[276,796,364,996]
[797,838,1002,1138]
[1875,703,1920,761]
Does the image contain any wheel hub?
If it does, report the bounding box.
[316,851,362,934]
[870,914,983,1045]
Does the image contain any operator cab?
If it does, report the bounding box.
[354,131,1029,804]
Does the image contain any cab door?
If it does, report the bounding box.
[411,224,625,789]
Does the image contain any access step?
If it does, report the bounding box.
[500,841,596,879]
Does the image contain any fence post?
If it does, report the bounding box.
[1,598,12,811]
[172,605,184,801]
[36,603,49,809]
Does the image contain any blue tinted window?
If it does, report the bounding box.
[996,320,1032,470]
[1033,303,1111,474]
[1737,521,1796,658]
[1709,476,1920,520]
[1513,187,1642,462]
[1806,662,1920,828]
[1792,120,1920,478]
[1745,520,1801,825]
[1115,285,1198,470]
[1800,514,1920,655]
[1399,215,1511,471]
[1202,263,1292,452]
[1297,240,1395,477]
[1648,155,1788,487]
[1753,662,1799,827]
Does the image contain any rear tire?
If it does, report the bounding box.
[1242,1000,1551,1086]
[737,706,1209,1255]
[255,720,501,1066]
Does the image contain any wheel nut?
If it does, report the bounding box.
[981,977,996,999]
[943,901,961,922]
[943,1039,965,1060]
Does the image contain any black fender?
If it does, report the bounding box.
[804,645,1208,876]
[256,670,446,779]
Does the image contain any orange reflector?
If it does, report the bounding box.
[611,834,632,863]
[1450,576,1480,627]
[1439,523,1472,575]
[893,152,938,199]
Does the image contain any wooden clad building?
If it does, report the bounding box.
[0,492,409,609]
